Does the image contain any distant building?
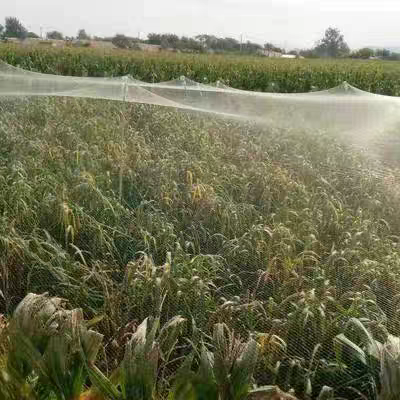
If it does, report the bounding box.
[3,37,21,44]
[2,37,119,50]
[71,40,117,49]
[22,38,66,48]
[87,40,117,50]
[2,37,66,48]
[137,43,162,52]
[258,49,282,57]
[164,47,181,53]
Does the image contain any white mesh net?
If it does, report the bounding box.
[2,60,400,400]
[2,60,400,134]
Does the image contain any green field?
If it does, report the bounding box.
[2,44,400,94]
[1,47,400,400]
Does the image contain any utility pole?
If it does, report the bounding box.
[240,34,243,52]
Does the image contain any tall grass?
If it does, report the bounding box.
[1,95,400,398]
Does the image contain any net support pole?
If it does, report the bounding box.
[122,76,129,102]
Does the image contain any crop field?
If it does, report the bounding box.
[3,44,400,94]
[1,46,400,400]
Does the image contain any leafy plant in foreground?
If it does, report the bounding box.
[88,315,186,400]
[172,323,259,400]
[334,317,400,400]
[7,292,104,400]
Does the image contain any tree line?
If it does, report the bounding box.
[0,17,39,39]
[1,17,400,60]
[0,17,271,54]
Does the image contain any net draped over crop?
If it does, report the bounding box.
[2,60,400,133]
[2,60,400,400]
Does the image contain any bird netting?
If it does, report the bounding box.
[1,60,400,134]
[1,60,400,400]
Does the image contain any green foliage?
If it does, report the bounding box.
[147,33,250,53]
[352,47,375,59]
[27,32,40,38]
[172,323,259,400]
[4,16,28,39]
[1,48,400,398]
[376,48,391,58]
[77,29,90,40]
[6,293,103,400]
[1,95,400,399]
[47,31,64,40]
[315,27,350,58]
[88,315,186,399]
[264,42,283,53]
[334,318,400,400]
[3,45,400,95]
[112,34,139,49]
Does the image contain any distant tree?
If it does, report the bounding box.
[177,36,203,52]
[146,33,179,48]
[222,37,240,51]
[299,48,318,58]
[77,29,90,40]
[47,30,63,40]
[27,31,39,38]
[4,17,28,39]
[388,52,400,61]
[160,34,179,48]
[264,42,274,51]
[288,50,298,56]
[315,27,350,57]
[195,35,240,52]
[242,40,262,54]
[147,33,162,45]
[146,32,257,54]
[351,47,375,59]
[264,42,283,53]
[375,48,391,58]
[0,24,4,38]
[112,34,136,49]
[195,34,219,50]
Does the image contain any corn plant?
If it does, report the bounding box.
[334,317,400,400]
[172,323,259,400]
[2,45,400,95]
[88,315,186,400]
[6,293,103,400]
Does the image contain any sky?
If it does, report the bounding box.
[2,0,400,50]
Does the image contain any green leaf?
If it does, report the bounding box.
[85,314,105,328]
[231,338,259,400]
[198,344,215,383]
[86,364,121,400]
[158,316,186,361]
[81,328,104,365]
[122,317,159,400]
[334,333,367,365]
[316,386,334,400]
[343,318,384,362]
